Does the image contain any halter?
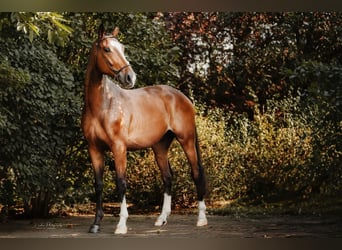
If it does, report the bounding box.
[95,35,131,76]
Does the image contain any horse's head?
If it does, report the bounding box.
[94,25,136,88]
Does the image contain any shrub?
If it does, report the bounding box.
[38,91,341,214]
[110,93,341,210]
[0,34,81,217]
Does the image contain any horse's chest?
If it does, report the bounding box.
[84,113,126,145]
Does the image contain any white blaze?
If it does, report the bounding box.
[109,39,129,65]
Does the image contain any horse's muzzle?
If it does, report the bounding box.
[118,68,136,89]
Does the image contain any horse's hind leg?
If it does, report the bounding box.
[152,131,174,226]
[177,132,208,227]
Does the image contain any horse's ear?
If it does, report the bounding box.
[98,24,105,41]
[112,27,119,37]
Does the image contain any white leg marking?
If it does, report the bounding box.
[155,193,171,226]
[115,196,128,234]
[197,200,208,227]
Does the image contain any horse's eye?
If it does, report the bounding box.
[104,47,111,53]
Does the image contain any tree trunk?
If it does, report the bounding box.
[24,191,52,218]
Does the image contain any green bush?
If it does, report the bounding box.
[102,93,341,210]
[0,34,81,217]
[51,91,340,214]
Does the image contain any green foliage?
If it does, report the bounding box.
[88,92,340,210]
[0,60,30,131]
[0,12,73,45]
[0,28,81,217]
[282,60,342,122]
[202,93,341,204]
[0,12,341,217]
[0,12,182,217]
[123,13,181,87]
[162,12,342,117]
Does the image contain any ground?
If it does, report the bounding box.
[1,212,341,238]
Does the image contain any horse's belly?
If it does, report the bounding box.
[126,125,168,150]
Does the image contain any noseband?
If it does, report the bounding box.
[109,63,131,75]
[95,35,131,76]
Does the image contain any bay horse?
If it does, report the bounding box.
[81,25,208,234]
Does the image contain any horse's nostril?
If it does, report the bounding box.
[126,71,136,87]
[126,74,131,83]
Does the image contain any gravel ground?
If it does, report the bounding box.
[1,213,341,238]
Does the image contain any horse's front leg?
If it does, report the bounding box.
[112,144,129,235]
[88,146,105,233]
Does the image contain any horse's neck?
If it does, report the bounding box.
[85,67,100,96]
[84,63,123,113]
[84,47,124,113]
[83,54,105,110]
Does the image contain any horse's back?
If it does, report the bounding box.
[147,85,196,135]
[134,84,194,112]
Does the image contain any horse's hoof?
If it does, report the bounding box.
[89,224,100,233]
[196,218,208,227]
[115,225,127,235]
[154,218,167,226]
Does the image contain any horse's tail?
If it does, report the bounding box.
[195,127,208,199]
[195,127,203,166]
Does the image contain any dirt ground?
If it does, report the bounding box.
[1,212,341,238]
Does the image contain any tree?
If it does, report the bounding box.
[161,12,342,117]
[0,12,182,217]
[1,12,341,216]
[225,12,342,112]
[0,13,79,217]
[0,12,73,45]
